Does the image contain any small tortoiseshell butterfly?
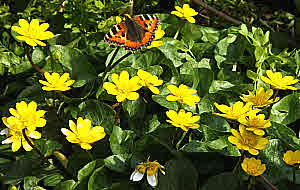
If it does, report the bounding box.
[104,14,160,52]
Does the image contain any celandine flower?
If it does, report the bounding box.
[1,117,41,152]
[166,84,200,106]
[228,125,269,155]
[6,101,46,131]
[283,150,300,167]
[39,72,75,91]
[166,109,200,131]
[147,25,165,48]
[241,157,266,176]
[171,4,198,23]
[241,87,279,107]
[103,70,142,102]
[11,19,54,46]
[238,112,271,136]
[261,70,299,90]
[137,69,163,94]
[214,101,258,121]
[61,117,106,150]
[130,158,165,187]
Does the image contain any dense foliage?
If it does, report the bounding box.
[1,0,300,190]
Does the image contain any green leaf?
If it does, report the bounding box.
[246,69,258,81]
[199,27,220,43]
[253,27,268,46]
[159,159,198,190]
[209,80,235,93]
[71,55,97,81]
[181,22,204,41]
[254,46,268,63]
[24,176,39,190]
[197,94,216,114]
[201,114,231,132]
[214,34,237,65]
[109,125,136,158]
[181,140,209,152]
[77,161,96,181]
[88,165,112,190]
[239,24,248,36]
[147,114,161,134]
[157,37,186,67]
[152,95,178,110]
[267,122,300,149]
[122,98,146,119]
[271,93,300,125]
[80,100,115,134]
[104,155,128,173]
[207,137,228,150]
[54,180,77,190]
[49,45,81,70]
[43,174,64,187]
[32,47,45,64]
[260,139,293,184]
[35,139,62,157]
[201,172,239,190]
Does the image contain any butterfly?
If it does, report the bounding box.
[104,14,160,52]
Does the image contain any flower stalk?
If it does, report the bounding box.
[22,128,49,165]
[26,45,44,74]
[260,175,279,190]
[176,131,188,150]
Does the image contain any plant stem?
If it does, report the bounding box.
[174,28,180,39]
[22,128,49,165]
[232,151,243,175]
[86,150,94,161]
[129,0,134,15]
[267,89,278,118]
[25,45,44,74]
[176,131,187,150]
[293,168,296,184]
[114,104,121,125]
[259,175,279,190]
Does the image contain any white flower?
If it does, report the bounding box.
[130,159,165,187]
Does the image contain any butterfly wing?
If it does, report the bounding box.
[104,14,160,52]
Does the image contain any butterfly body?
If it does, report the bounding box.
[104,14,160,52]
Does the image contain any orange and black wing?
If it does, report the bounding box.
[104,14,160,52]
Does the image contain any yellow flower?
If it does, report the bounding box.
[116,16,122,23]
[130,158,165,187]
[283,150,300,167]
[228,125,269,155]
[171,4,198,23]
[11,19,54,46]
[39,72,75,91]
[61,117,106,150]
[213,101,258,121]
[6,101,46,131]
[147,25,165,48]
[166,84,200,106]
[1,117,41,152]
[261,70,299,90]
[137,69,163,94]
[241,157,266,176]
[166,109,200,131]
[238,112,271,136]
[241,87,279,107]
[103,70,142,102]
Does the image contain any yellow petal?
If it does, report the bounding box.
[186,16,196,23]
[171,11,184,18]
[127,92,139,101]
